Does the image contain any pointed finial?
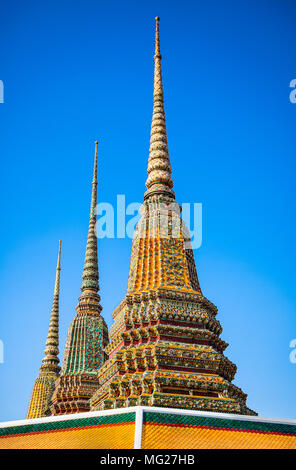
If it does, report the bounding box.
[81,141,100,293]
[144,16,175,199]
[93,140,98,181]
[40,240,62,373]
[54,240,62,290]
[94,141,98,169]
[91,140,98,217]
[154,16,161,59]
[57,240,62,267]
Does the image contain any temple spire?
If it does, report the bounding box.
[89,19,255,416]
[145,17,175,199]
[81,141,100,293]
[26,241,62,418]
[40,240,61,373]
[51,142,109,415]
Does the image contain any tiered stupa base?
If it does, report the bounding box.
[51,374,100,415]
[90,289,256,416]
[91,371,254,415]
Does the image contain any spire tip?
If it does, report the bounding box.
[145,13,174,199]
[57,240,62,270]
[81,139,99,292]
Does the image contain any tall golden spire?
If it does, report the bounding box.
[145,17,175,200]
[81,141,100,293]
[27,241,62,418]
[90,18,255,417]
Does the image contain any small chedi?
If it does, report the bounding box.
[27,241,62,419]
[27,17,255,418]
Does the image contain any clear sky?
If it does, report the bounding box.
[0,0,295,422]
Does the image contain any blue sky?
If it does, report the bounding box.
[0,0,295,421]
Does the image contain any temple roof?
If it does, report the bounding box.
[2,407,296,449]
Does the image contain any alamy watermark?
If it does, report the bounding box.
[0,340,3,364]
[0,80,3,103]
[289,338,296,364]
[289,79,296,103]
[94,195,202,249]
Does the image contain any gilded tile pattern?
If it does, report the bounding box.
[0,412,136,449]
[1,410,295,449]
[142,412,296,449]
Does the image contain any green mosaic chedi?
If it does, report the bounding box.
[50,142,109,415]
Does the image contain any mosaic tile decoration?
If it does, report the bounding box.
[89,18,255,415]
[0,412,135,449]
[142,411,296,449]
[50,142,109,415]
[1,408,295,449]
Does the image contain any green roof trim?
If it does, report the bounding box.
[0,412,135,438]
[144,412,296,435]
